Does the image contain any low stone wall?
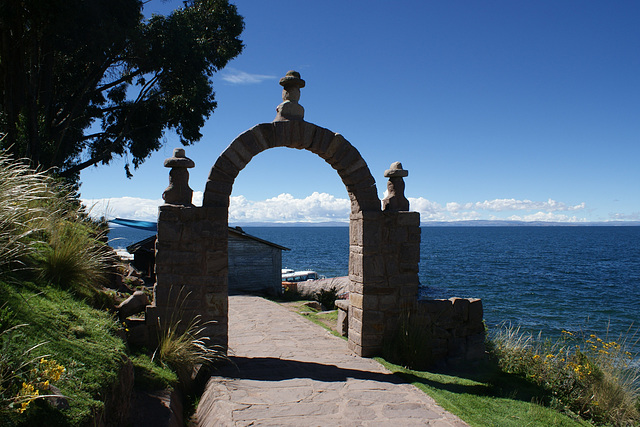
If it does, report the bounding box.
[414,297,485,368]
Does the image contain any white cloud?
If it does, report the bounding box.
[229,192,350,223]
[220,69,276,85]
[505,212,587,223]
[84,193,591,224]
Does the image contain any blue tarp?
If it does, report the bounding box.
[109,218,157,232]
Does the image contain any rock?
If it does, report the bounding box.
[335,300,349,337]
[117,290,150,320]
[45,385,69,410]
[302,301,322,311]
[295,276,350,299]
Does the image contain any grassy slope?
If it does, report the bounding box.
[0,279,128,426]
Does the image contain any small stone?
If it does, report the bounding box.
[117,290,150,320]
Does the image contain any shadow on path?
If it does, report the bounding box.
[215,356,405,384]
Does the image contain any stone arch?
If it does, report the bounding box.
[202,121,380,214]
[201,120,390,356]
[151,71,423,358]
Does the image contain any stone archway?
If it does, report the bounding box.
[150,71,422,357]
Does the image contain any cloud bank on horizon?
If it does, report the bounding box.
[83,192,601,224]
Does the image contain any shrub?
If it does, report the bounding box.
[40,220,114,291]
[490,324,640,425]
[315,286,338,310]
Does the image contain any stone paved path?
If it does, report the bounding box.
[194,296,469,426]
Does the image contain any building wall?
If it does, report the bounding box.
[228,235,282,295]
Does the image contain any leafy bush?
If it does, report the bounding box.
[315,286,338,310]
[491,324,640,425]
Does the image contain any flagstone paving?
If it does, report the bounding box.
[194,295,469,426]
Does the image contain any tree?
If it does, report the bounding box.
[0,0,243,183]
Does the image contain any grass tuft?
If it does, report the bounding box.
[490,323,640,425]
[153,290,228,385]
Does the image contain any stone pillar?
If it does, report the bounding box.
[149,149,229,350]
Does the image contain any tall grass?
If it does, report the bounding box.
[0,150,114,292]
[0,152,52,274]
[491,323,640,426]
[40,220,114,290]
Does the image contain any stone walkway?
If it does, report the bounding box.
[194,296,469,426]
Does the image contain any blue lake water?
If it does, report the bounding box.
[109,225,640,353]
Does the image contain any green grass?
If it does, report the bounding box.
[0,281,128,426]
[376,358,589,427]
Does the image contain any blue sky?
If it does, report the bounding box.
[81,0,640,224]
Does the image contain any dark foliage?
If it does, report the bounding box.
[0,0,243,183]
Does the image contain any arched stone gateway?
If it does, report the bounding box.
[149,71,484,361]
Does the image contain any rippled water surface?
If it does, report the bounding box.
[110,225,640,350]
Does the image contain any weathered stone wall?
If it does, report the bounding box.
[413,298,485,367]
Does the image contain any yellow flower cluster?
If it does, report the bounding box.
[39,358,65,382]
[15,358,65,414]
[17,382,39,414]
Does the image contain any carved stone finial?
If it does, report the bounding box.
[382,162,409,212]
[274,70,305,121]
[162,148,195,206]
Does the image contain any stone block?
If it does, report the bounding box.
[205,251,228,275]
[222,146,248,171]
[396,211,421,227]
[157,221,182,243]
[451,298,470,322]
[333,145,363,173]
[155,250,202,267]
[337,306,349,337]
[274,121,292,147]
[237,130,263,157]
[348,279,363,294]
[158,207,180,222]
[466,334,486,360]
[342,157,368,177]
[362,254,385,278]
[325,134,347,158]
[205,178,232,196]
[202,191,229,208]
[213,155,239,179]
[448,337,467,357]
[308,127,334,156]
[250,124,272,150]
[378,293,399,311]
[350,292,363,309]
[205,293,227,316]
[468,298,483,324]
[231,135,254,162]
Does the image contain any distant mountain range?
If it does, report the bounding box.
[235,220,640,227]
